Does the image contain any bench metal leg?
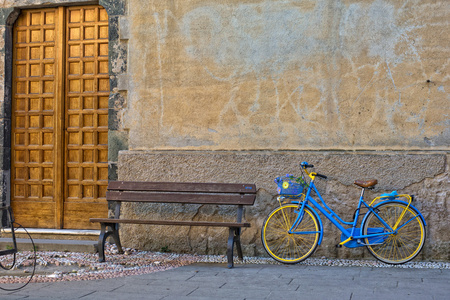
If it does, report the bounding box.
[98,223,110,262]
[110,223,124,254]
[97,222,123,262]
[227,228,235,268]
[227,227,243,268]
[235,228,243,261]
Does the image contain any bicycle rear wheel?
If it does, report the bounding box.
[362,201,426,264]
[261,204,320,264]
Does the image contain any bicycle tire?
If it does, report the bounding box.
[362,201,426,264]
[261,204,320,264]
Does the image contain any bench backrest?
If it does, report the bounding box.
[106,181,257,206]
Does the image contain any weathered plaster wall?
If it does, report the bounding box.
[118,151,449,261]
[121,0,449,150]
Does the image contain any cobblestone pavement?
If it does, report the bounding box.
[1,262,450,300]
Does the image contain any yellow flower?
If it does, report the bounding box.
[282,182,289,189]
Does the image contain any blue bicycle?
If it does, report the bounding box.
[261,162,426,264]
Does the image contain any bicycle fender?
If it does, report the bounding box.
[291,201,324,245]
[362,200,427,226]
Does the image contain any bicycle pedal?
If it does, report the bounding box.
[335,244,342,248]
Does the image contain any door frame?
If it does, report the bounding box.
[0,0,128,227]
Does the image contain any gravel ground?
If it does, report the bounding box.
[1,243,449,285]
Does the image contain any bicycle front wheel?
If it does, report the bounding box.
[261,204,320,264]
[362,201,426,264]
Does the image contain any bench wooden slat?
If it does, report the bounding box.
[105,191,256,205]
[90,218,251,227]
[108,181,256,194]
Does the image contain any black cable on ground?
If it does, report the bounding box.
[0,222,36,291]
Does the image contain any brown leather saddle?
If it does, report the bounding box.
[354,179,378,188]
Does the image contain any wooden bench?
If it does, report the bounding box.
[90,181,257,268]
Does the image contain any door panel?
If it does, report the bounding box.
[12,6,108,229]
[63,6,109,229]
[12,8,60,228]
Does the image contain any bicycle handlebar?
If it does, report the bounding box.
[301,162,327,179]
[315,173,328,179]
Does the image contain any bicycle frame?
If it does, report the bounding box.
[287,175,425,247]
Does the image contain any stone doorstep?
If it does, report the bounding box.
[0,238,98,253]
[1,228,100,253]
[2,228,100,241]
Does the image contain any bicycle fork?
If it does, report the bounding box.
[288,202,306,234]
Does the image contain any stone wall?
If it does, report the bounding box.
[117,151,449,261]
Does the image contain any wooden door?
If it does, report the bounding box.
[11,6,109,229]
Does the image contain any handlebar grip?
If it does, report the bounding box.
[316,173,327,179]
[301,162,314,168]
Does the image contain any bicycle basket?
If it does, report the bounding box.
[275,174,307,196]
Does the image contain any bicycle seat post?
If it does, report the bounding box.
[360,187,365,201]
